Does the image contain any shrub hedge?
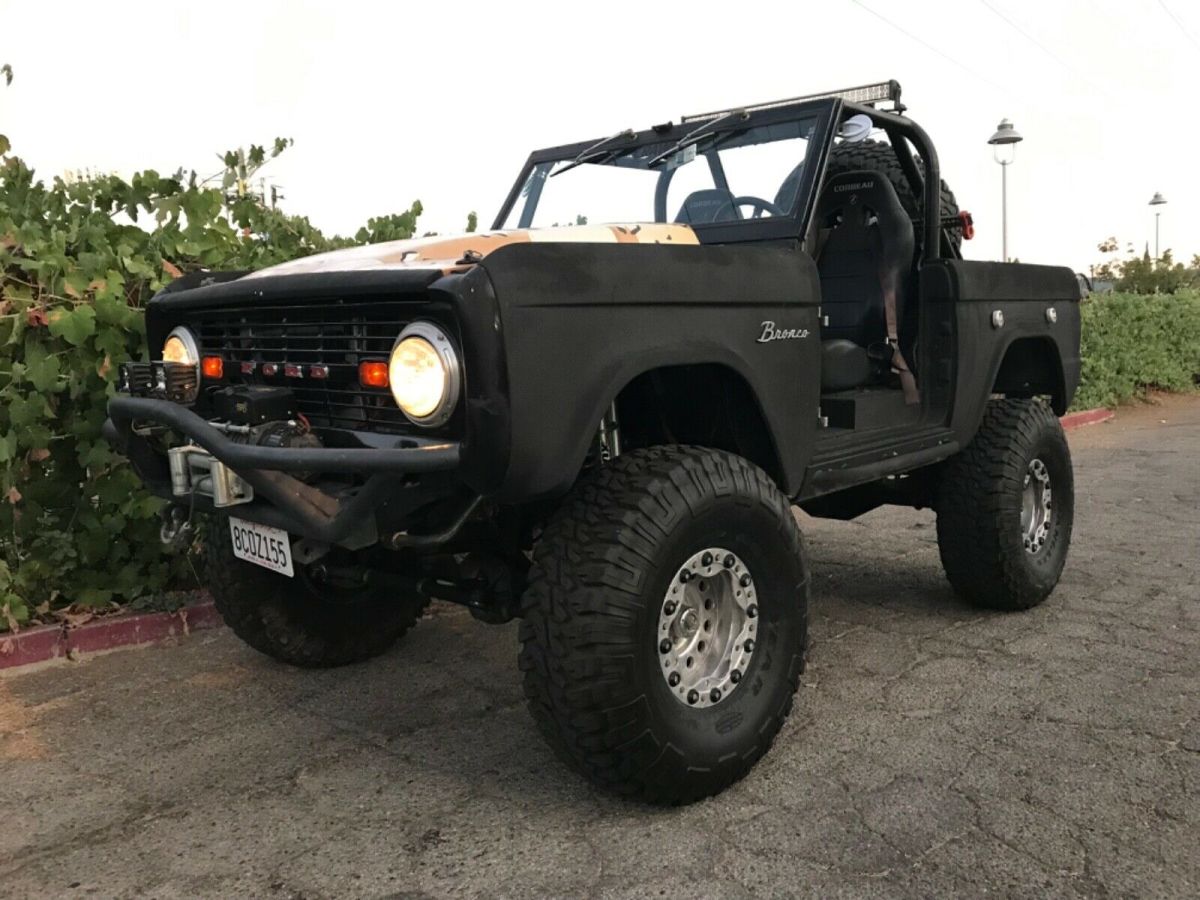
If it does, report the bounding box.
[1074,291,1200,410]
[0,136,432,629]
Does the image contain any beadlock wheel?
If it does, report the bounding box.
[518,446,810,804]
[1021,457,1053,554]
[658,547,757,708]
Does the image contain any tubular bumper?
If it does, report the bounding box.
[103,396,462,544]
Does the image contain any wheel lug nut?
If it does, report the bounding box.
[730,669,741,684]
[664,600,677,615]
[723,554,735,568]
[659,639,671,654]
[739,574,752,588]
[668,672,681,687]
[680,570,692,584]
[744,639,755,652]
[687,690,699,705]
[710,688,721,702]
[747,604,758,619]
[702,552,714,566]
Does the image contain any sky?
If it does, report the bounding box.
[2,0,1198,274]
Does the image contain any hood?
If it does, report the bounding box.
[241,223,699,280]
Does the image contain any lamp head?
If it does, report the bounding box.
[988,118,1023,146]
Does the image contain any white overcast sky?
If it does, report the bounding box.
[3,0,1198,272]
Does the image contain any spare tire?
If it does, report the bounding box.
[825,138,960,251]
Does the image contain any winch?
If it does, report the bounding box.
[167,386,322,509]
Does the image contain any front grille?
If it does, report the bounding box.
[191,301,419,434]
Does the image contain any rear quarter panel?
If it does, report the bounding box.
[923,260,1081,445]
[480,242,821,501]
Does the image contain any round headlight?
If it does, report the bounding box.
[162,326,199,367]
[388,322,461,427]
[161,326,201,403]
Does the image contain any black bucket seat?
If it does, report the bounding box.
[812,170,916,397]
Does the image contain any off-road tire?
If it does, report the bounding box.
[826,138,960,251]
[518,446,809,804]
[207,520,429,668]
[935,399,1074,610]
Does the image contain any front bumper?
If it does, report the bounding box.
[104,396,462,545]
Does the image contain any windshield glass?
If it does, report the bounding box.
[501,117,818,230]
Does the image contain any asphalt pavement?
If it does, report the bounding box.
[2,396,1197,899]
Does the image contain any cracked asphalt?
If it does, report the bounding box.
[2,397,1197,899]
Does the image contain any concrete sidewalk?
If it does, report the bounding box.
[2,397,1197,899]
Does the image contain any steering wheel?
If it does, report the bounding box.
[731,195,785,219]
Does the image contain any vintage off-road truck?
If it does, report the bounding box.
[105,81,1080,804]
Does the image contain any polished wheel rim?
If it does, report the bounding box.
[1021,458,1053,554]
[658,547,758,707]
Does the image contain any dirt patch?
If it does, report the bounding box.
[0,682,71,761]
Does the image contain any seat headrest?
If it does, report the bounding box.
[674,189,736,224]
[815,170,908,227]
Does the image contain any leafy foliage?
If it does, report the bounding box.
[355,202,425,244]
[1074,291,1200,410]
[0,125,477,629]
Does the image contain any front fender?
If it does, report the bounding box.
[481,242,822,501]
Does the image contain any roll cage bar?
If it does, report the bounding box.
[493,83,947,262]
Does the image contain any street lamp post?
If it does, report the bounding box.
[1149,192,1167,261]
[988,118,1024,262]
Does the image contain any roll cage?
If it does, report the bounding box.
[494,87,948,261]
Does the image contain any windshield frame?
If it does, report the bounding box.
[493,98,839,245]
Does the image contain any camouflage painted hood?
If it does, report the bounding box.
[242,223,699,280]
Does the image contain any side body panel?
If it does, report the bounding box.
[923,260,1081,447]
[482,242,822,501]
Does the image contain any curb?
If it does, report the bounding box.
[0,600,222,673]
[1060,407,1114,430]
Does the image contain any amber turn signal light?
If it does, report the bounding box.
[358,360,389,388]
[201,356,224,379]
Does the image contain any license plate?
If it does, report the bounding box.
[228,516,294,577]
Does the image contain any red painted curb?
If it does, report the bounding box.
[0,600,222,672]
[0,625,67,670]
[1060,407,1114,430]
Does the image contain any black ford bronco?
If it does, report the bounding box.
[105,82,1080,804]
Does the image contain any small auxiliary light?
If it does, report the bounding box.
[359,360,389,389]
[201,356,224,379]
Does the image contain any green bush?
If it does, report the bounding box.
[0,135,430,630]
[1074,291,1200,410]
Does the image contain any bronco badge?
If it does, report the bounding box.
[757,321,811,343]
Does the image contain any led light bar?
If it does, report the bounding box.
[682,80,902,123]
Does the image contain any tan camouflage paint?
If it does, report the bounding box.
[242,223,699,279]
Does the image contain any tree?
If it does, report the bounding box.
[1091,238,1199,294]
